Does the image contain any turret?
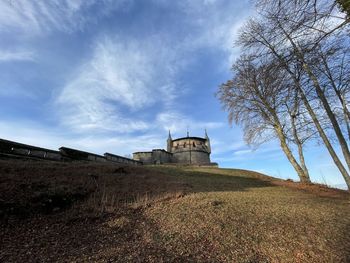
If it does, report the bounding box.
[167,130,172,152]
[204,129,211,154]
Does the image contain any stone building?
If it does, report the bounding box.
[133,130,214,165]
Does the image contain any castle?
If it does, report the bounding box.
[133,130,215,165]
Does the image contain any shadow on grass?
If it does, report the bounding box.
[0,206,205,262]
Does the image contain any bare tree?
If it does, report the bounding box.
[236,0,350,190]
[217,56,311,182]
[314,40,350,141]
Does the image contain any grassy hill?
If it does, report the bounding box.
[0,159,349,262]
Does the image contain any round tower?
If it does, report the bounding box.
[168,131,211,164]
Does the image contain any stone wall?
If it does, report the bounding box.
[172,150,210,164]
[59,147,107,162]
[104,153,142,165]
[133,152,153,164]
[170,137,211,164]
[170,137,209,155]
[0,138,143,166]
[133,150,173,164]
[151,149,172,164]
[0,138,62,161]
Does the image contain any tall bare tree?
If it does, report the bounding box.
[236,0,350,189]
[218,56,311,182]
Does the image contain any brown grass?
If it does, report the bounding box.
[0,159,349,262]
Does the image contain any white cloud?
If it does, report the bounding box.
[56,35,184,133]
[0,50,35,62]
[0,0,255,156]
[1,0,253,135]
[0,0,132,35]
[234,149,253,156]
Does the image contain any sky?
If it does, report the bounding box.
[0,0,347,189]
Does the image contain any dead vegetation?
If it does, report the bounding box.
[0,159,349,262]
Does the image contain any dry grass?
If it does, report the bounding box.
[0,159,349,262]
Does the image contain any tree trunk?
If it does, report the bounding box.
[320,53,350,125]
[275,125,311,183]
[323,59,350,141]
[302,62,350,172]
[298,86,350,190]
[341,94,350,141]
[253,79,311,183]
[291,114,310,179]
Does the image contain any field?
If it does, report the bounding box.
[0,159,349,262]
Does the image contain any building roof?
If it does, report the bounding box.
[172,136,207,142]
[133,149,172,154]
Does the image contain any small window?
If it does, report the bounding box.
[184,143,186,148]
[193,142,196,147]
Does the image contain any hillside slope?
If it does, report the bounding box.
[0,160,349,262]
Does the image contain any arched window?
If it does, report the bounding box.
[193,142,196,147]
[184,142,186,148]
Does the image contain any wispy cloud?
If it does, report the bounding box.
[1,0,252,135]
[0,50,35,62]
[0,0,132,35]
[234,149,253,156]
[56,35,183,133]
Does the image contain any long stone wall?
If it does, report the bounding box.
[59,147,107,162]
[0,138,141,165]
[0,138,62,161]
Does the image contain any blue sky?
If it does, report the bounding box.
[0,0,347,188]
